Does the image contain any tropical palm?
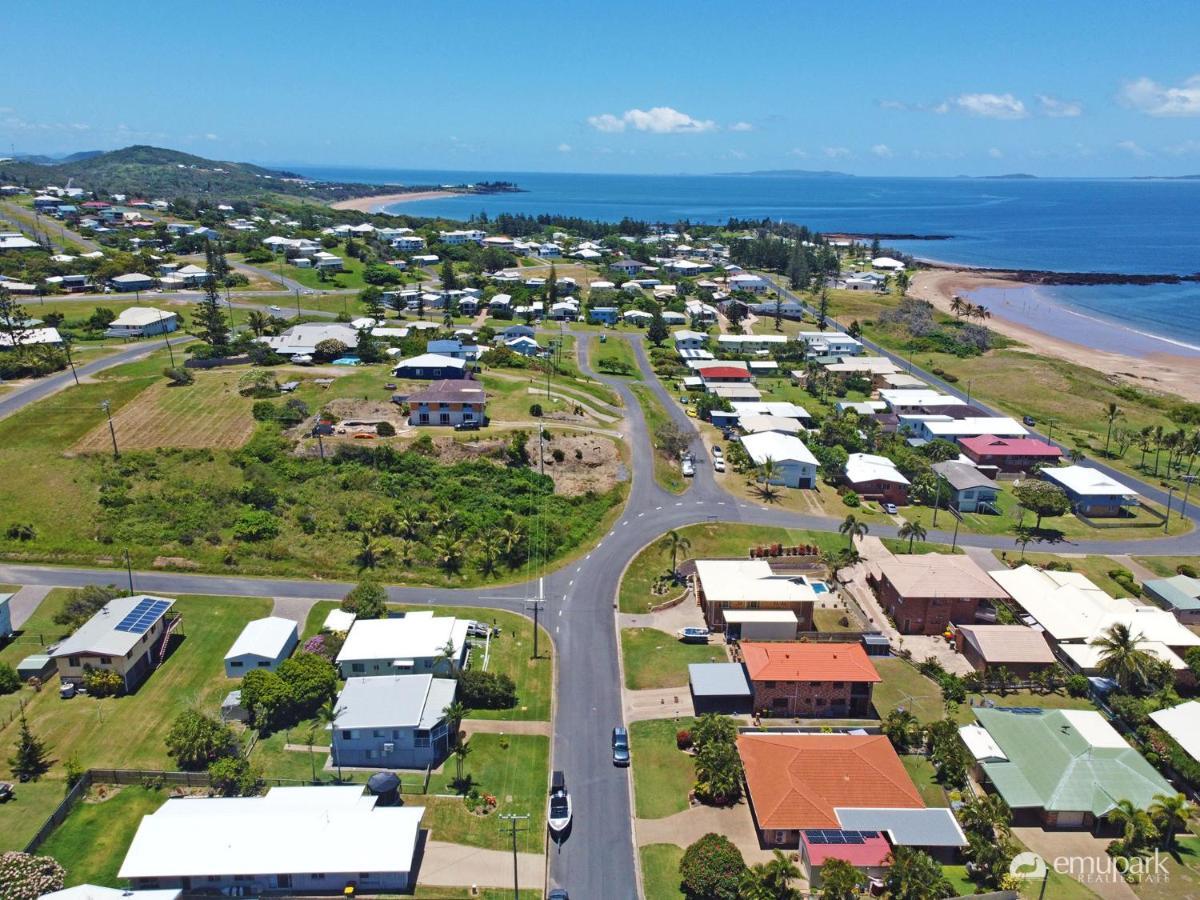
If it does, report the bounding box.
[1091,622,1157,694]
[434,639,460,677]
[839,514,868,546]
[1109,798,1157,852]
[754,457,781,501]
[432,533,468,573]
[739,850,801,899]
[442,700,468,749]
[897,520,926,552]
[452,739,472,787]
[1104,403,1124,458]
[883,708,920,752]
[245,309,270,336]
[475,537,501,575]
[355,532,393,570]
[660,528,692,577]
[1149,792,1194,850]
[950,295,966,318]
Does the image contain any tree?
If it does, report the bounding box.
[694,737,743,804]
[9,707,50,780]
[239,668,294,729]
[506,430,530,467]
[839,513,868,546]
[316,699,345,781]
[163,365,194,386]
[1091,622,1158,694]
[359,285,386,319]
[753,458,781,501]
[443,700,468,748]
[440,258,460,292]
[208,755,260,797]
[245,309,271,337]
[885,847,954,900]
[276,652,339,714]
[342,579,388,619]
[1012,480,1070,529]
[660,528,692,577]
[1109,798,1157,855]
[897,520,927,552]
[741,850,801,899]
[1149,792,1193,850]
[0,851,66,900]
[817,288,830,331]
[647,307,669,346]
[0,285,32,350]
[192,244,231,352]
[165,709,233,770]
[1104,403,1124,458]
[53,584,124,629]
[458,669,517,708]
[817,857,861,899]
[883,708,920,752]
[679,833,746,900]
[313,338,348,363]
[655,422,691,461]
[452,739,472,787]
[0,662,20,695]
[355,532,394,570]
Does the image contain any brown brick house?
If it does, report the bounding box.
[870,552,1009,636]
[741,642,879,717]
[693,560,816,634]
[954,624,1056,677]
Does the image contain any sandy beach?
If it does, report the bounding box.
[909,268,1200,403]
[329,190,458,213]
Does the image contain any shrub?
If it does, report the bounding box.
[842,490,860,507]
[165,710,235,770]
[163,366,194,386]
[676,729,693,750]
[0,851,66,899]
[0,663,20,695]
[529,403,543,417]
[237,369,279,398]
[1177,563,1198,578]
[376,421,396,437]
[233,509,282,541]
[208,755,260,797]
[551,448,565,463]
[458,669,517,709]
[81,666,123,697]
[678,833,746,900]
[5,522,36,541]
[1066,674,1090,697]
[342,579,388,619]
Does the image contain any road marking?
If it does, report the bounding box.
[568,580,574,587]
[585,553,592,560]
[637,512,644,518]
[558,609,563,617]
[622,520,628,526]
[675,502,683,506]
[655,506,663,510]
[695,501,704,505]
[576,566,581,573]
[555,626,560,634]
[718,501,726,505]
[608,530,615,537]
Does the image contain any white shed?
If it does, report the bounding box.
[224,616,299,677]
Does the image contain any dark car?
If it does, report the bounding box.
[1022,415,1036,427]
[547,891,569,900]
[454,420,481,431]
[612,726,630,766]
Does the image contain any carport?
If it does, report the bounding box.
[689,662,752,714]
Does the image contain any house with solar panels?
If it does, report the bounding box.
[49,595,178,692]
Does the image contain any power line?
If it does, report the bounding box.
[497,813,529,900]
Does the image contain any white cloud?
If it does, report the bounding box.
[953,93,1028,119]
[788,148,808,158]
[988,147,1004,158]
[1116,139,1151,158]
[557,142,572,153]
[729,121,754,132]
[204,132,219,141]
[932,101,950,114]
[877,100,910,111]
[1118,74,1200,117]
[1165,139,1200,156]
[587,106,716,134]
[1037,94,1082,118]
[870,144,893,158]
[823,146,851,159]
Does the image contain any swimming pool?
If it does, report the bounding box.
[810,581,829,595]
[331,356,362,366]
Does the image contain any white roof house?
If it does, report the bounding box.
[107,307,178,328]
[323,608,357,633]
[738,432,819,488]
[118,786,424,891]
[738,414,804,435]
[1149,701,1200,764]
[845,453,910,487]
[261,323,358,357]
[911,417,1028,441]
[41,888,180,900]
[0,327,62,348]
[336,612,470,677]
[335,674,458,731]
[694,559,819,606]
[872,256,905,270]
[1040,466,1141,500]
[224,616,299,677]
[49,595,176,661]
[730,401,811,421]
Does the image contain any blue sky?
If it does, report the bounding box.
[4,1,1200,176]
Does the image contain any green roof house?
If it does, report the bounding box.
[1143,575,1200,625]
[962,707,1173,831]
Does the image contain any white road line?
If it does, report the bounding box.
[718,501,726,505]
[586,553,592,560]
[622,520,628,526]
[637,512,644,518]
[568,580,574,587]
[655,506,663,511]
[558,609,563,617]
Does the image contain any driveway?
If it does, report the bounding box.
[1013,827,1137,900]
[624,687,696,723]
[417,839,545,889]
[635,802,782,868]
[5,585,51,630]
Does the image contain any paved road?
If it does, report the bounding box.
[0,200,102,253]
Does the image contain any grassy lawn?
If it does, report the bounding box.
[1134,835,1200,899]
[1135,556,1200,579]
[593,334,640,378]
[0,592,271,851]
[813,606,863,633]
[39,785,165,887]
[629,382,688,494]
[303,602,552,721]
[629,718,695,819]
[901,754,948,807]
[424,733,549,854]
[620,628,728,690]
[640,843,686,900]
[537,332,621,408]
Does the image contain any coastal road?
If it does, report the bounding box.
[0,200,102,253]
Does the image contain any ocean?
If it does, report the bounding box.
[296,166,1200,352]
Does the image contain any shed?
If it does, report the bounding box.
[224,616,299,677]
[688,662,752,714]
[860,633,891,657]
[17,653,54,681]
[323,608,357,633]
[1143,575,1200,625]
[221,689,248,723]
[721,609,799,641]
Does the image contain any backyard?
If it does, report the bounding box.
[38,785,166,887]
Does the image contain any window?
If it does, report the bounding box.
[99,656,112,665]
[257,660,270,667]
[373,729,384,738]
[414,730,431,748]
[230,661,244,668]
[351,663,365,674]
[311,874,326,881]
[392,730,401,739]
[68,656,80,667]
[341,730,354,741]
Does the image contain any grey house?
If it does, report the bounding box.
[931,460,1000,513]
[332,675,457,769]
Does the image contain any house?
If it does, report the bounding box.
[118,786,424,893]
[1149,701,1200,766]
[0,232,38,251]
[878,389,964,416]
[610,258,645,276]
[688,663,753,714]
[504,335,541,356]
[953,624,1056,676]
[622,309,653,326]
[392,353,467,380]
[0,592,11,640]
[961,707,1173,831]
[909,417,1028,442]
[716,333,788,354]
[730,401,812,429]
[739,433,819,488]
[109,272,156,292]
[392,235,425,251]
[673,330,709,351]
[1142,575,1200,625]
[871,256,905,270]
[957,435,1063,472]
[426,338,479,360]
[738,733,964,884]
[105,307,180,338]
[223,616,299,677]
[844,453,909,505]
[407,379,487,426]
[796,332,862,357]
[931,460,1000,513]
[697,365,754,386]
[331,675,457,769]
[588,306,619,325]
[685,299,719,324]
[661,310,687,325]
[0,326,63,349]
[741,642,879,717]
[693,559,817,633]
[336,611,470,678]
[1040,465,1141,517]
[42,887,180,900]
[262,323,358,358]
[497,324,535,340]
[738,415,804,436]
[727,272,769,293]
[870,551,1009,635]
[49,595,177,691]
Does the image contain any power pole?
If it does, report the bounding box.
[159,311,176,367]
[497,814,529,900]
[526,577,545,660]
[102,399,119,459]
[64,339,79,385]
[123,549,135,594]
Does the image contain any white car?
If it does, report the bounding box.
[713,458,726,473]
[268,305,282,313]
[681,459,695,477]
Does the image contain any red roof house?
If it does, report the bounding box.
[958,435,1062,472]
[740,642,879,717]
[696,365,753,383]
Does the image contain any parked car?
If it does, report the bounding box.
[0,781,14,802]
[612,727,631,766]
[467,621,492,638]
[882,502,898,515]
[268,305,283,313]
[711,445,723,459]
[681,458,695,477]
[713,458,726,473]
[685,407,697,418]
[547,891,569,900]
[679,395,689,405]
[454,420,481,431]
[1022,415,1036,426]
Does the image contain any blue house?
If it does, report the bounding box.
[589,306,619,325]
[331,675,458,769]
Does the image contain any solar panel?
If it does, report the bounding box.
[805,829,881,845]
[114,598,171,634]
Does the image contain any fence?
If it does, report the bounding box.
[1075,500,1167,530]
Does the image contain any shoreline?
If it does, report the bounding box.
[329,190,459,213]
[908,269,1200,403]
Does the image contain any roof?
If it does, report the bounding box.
[739,432,818,466]
[1149,701,1200,764]
[721,610,799,624]
[262,323,358,355]
[739,414,803,435]
[932,460,997,492]
[50,595,175,659]
[801,831,892,868]
[1041,465,1140,499]
[972,708,1172,815]
[408,379,486,404]
[919,417,1028,438]
[224,617,297,662]
[834,807,967,847]
[845,453,910,486]
[956,624,1055,665]
[323,608,357,632]
[876,553,1009,601]
[41,887,180,900]
[335,674,457,730]
[1060,639,1186,672]
[337,613,469,664]
[738,733,924,829]
[111,272,155,283]
[730,401,810,420]
[694,560,818,605]
[1143,575,1200,612]
[958,723,1008,762]
[740,642,880,683]
[109,307,178,327]
[958,435,1064,457]
[394,353,467,370]
[698,366,753,379]
[118,786,424,879]
[688,663,752,697]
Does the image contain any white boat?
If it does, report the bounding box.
[548,770,572,834]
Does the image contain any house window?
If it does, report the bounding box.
[257,661,270,667]
[341,730,354,741]
[373,730,385,738]
[774,830,789,845]
[439,412,450,424]
[351,663,365,674]
[311,874,326,881]
[230,661,243,668]
[392,730,401,739]
[100,656,112,665]
[68,656,80,667]
[414,730,431,748]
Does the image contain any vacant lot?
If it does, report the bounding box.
[74,370,256,452]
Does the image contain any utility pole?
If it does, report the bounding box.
[295,288,301,317]
[497,814,529,900]
[1183,474,1196,519]
[101,399,119,459]
[526,577,545,660]
[123,549,135,594]
[932,476,943,527]
[1165,485,1176,533]
[159,311,176,367]
[64,339,79,385]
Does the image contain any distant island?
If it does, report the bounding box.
[1133,174,1200,181]
[981,173,1038,180]
[724,168,852,178]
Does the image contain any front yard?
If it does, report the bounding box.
[620,628,728,690]
[629,718,695,819]
[640,844,686,900]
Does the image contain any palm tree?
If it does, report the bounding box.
[660,529,692,578]
[1153,424,1166,476]
[1109,798,1157,853]
[839,514,868,547]
[1149,792,1193,850]
[442,700,468,749]
[434,639,460,677]
[950,295,966,318]
[1091,622,1157,694]
[739,850,801,900]
[355,532,393,570]
[754,457,781,501]
[897,520,926,552]
[246,309,270,336]
[883,708,920,752]
[432,534,467,573]
[475,536,501,575]
[452,739,472,788]
[1103,403,1124,458]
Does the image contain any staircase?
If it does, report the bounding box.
[156,615,182,666]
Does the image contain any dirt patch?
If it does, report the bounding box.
[532,433,624,495]
[153,556,199,569]
[322,398,402,423]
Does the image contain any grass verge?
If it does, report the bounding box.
[620,628,728,690]
[629,718,695,819]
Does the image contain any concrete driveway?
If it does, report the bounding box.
[1013,827,1136,900]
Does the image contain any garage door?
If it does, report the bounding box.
[1056,811,1086,828]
